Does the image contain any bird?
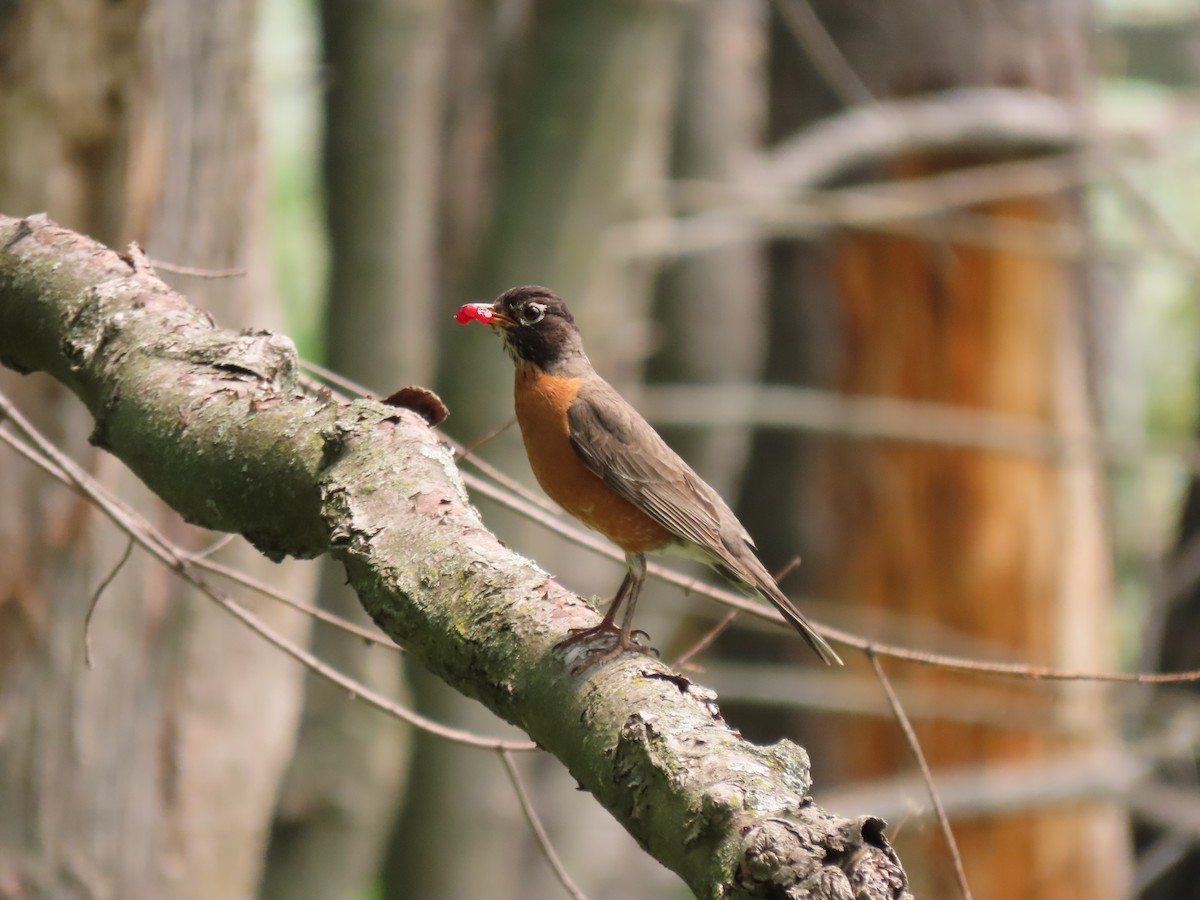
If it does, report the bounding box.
[456,285,842,668]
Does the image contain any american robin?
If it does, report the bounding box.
[457,285,842,667]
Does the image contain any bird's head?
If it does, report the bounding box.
[456,285,584,371]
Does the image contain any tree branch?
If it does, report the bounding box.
[0,213,910,900]
[753,87,1090,191]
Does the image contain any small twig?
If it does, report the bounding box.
[674,556,800,668]
[299,359,372,399]
[194,532,237,559]
[84,536,135,668]
[147,258,247,278]
[1132,833,1193,896]
[190,555,399,648]
[455,417,517,459]
[211,588,529,750]
[869,650,973,900]
[1100,152,1200,274]
[0,426,398,650]
[774,556,802,584]
[2,216,33,250]
[831,626,1200,685]
[772,0,875,107]
[457,440,565,517]
[499,750,589,900]
[674,610,739,669]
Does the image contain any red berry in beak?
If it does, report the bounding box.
[455,304,494,325]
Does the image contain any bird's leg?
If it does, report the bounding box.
[614,551,648,652]
[555,569,632,649]
[556,552,655,669]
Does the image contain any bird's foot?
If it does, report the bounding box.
[555,624,658,674]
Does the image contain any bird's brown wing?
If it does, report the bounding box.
[566,379,748,554]
[567,378,844,666]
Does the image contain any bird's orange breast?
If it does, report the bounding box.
[513,364,671,553]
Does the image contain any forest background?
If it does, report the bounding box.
[2,1,1200,898]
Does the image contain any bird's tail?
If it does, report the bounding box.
[761,580,843,666]
[721,557,843,666]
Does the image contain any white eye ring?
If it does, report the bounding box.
[521,302,546,325]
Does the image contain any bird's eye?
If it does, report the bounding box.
[520,302,546,325]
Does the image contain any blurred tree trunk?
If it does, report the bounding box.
[146,4,316,895]
[1106,14,1200,900]
[319,0,445,389]
[261,1,441,896]
[649,0,767,497]
[743,2,1131,899]
[1134,478,1200,899]
[0,1,312,898]
[398,2,688,898]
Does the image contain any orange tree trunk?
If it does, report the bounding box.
[828,192,1125,899]
[768,2,1130,898]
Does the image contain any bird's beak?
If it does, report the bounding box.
[487,304,517,329]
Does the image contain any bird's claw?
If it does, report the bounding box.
[629,628,655,649]
[555,623,658,674]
